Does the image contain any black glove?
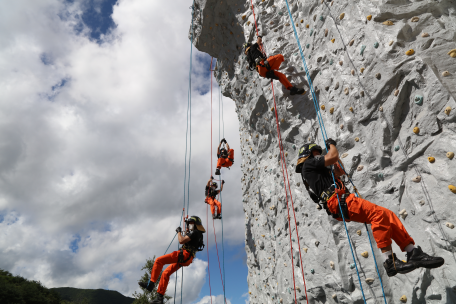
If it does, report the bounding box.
[325,138,337,148]
[211,176,214,180]
[222,180,225,184]
[176,227,182,233]
[221,138,226,144]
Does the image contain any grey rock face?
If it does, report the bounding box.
[190,0,456,303]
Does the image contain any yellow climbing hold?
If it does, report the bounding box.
[351,70,355,75]
[366,15,372,21]
[331,38,335,43]
[355,137,360,142]
[383,20,394,26]
[329,107,335,114]
[306,24,309,28]
[357,230,362,236]
[339,13,345,20]
[400,295,407,303]
[448,49,456,58]
[242,15,246,20]
[303,247,308,253]
[428,156,435,163]
[411,16,419,22]
[413,127,420,134]
[394,89,400,96]
[445,106,451,115]
[321,105,325,110]
[361,251,369,258]
[447,152,454,159]
[271,107,274,112]
[300,19,304,23]
[449,185,456,194]
[360,67,365,73]
[406,49,415,56]
[344,87,349,95]
[349,107,354,112]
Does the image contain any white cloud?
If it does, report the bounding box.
[194,295,231,304]
[0,0,244,302]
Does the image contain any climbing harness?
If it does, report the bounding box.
[283,1,387,303]
[249,1,310,303]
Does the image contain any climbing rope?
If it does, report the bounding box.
[249,2,310,303]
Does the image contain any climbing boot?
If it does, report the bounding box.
[150,293,164,304]
[216,214,222,220]
[138,281,155,292]
[406,246,444,269]
[215,168,221,175]
[383,253,416,277]
[212,213,218,220]
[289,86,305,95]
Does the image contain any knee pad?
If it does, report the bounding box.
[265,70,279,80]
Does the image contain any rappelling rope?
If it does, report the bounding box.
[282,1,375,303]
[249,1,310,303]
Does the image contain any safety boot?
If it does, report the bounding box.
[383,253,416,277]
[216,214,222,220]
[215,168,221,175]
[138,281,155,292]
[406,246,444,269]
[150,293,164,304]
[212,213,218,220]
[289,86,305,95]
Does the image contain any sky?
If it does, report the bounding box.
[0,0,248,303]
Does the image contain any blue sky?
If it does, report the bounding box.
[0,0,247,303]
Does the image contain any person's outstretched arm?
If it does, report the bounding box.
[220,180,225,192]
[225,142,230,150]
[324,139,339,166]
[207,177,213,188]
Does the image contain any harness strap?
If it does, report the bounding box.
[178,248,194,264]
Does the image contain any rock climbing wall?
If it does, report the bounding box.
[190,0,456,303]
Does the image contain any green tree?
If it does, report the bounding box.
[132,257,172,304]
[0,269,62,304]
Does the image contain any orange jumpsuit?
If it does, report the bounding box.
[150,249,194,295]
[327,192,415,251]
[216,149,234,169]
[257,54,292,90]
[205,196,221,215]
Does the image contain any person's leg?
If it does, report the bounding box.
[273,71,293,90]
[157,263,180,295]
[216,158,225,169]
[228,149,234,160]
[266,54,285,70]
[151,251,179,283]
[206,197,216,215]
[215,199,222,215]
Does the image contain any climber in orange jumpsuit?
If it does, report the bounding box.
[205,177,224,219]
[295,140,444,277]
[138,216,205,304]
[215,138,234,175]
[244,36,305,95]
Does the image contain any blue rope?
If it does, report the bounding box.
[283,1,368,302]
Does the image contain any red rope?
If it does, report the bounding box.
[206,205,213,304]
[212,215,227,304]
[248,2,310,303]
[211,57,213,174]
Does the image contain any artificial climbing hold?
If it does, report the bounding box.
[349,39,354,46]
[321,105,325,110]
[400,295,407,303]
[332,294,337,299]
[330,107,335,114]
[315,241,320,247]
[341,153,348,158]
[355,137,360,142]
[421,32,429,37]
[303,247,308,253]
[406,49,415,56]
[339,61,343,66]
[349,107,354,112]
[411,16,419,22]
[447,152,454,159]
[428,156,435,163]
[357,165,364,171]
[357,230,362,236]
[325,29,328,37]
[331,38,335,43]
[395,145,400,151]
[379,106,383,112]
[320,16,324,21]
[351,69,355,75]
[383,20,394,26]
[271,107,274,112]
[446,222,455,229]
[442,71,450,77]
[334,82,339,89]
[412,176,421,183]
[360,91,365,97]
[330,261,335,269]
[419,200,425,206]
[306,43,310,49]
[360,45,366,55]
[366,15,372,21]
[365,278,374,284]
[374,42,379,48]
[339,13,345,20]
[394,89,400,96]
[340,124,344,129]
[413,127,420,134]
[344,88,349,95]
[449,185,456,194]
[376,73,381,79]
[310,269,315,274]
[306,24,309,28]
[445,107,452,115]
[414,95,423,105]
[300,19,304,23]
[399,209,408,219]
[361,251,369,258]
[242,15,246,20]
[389,40,394,46]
